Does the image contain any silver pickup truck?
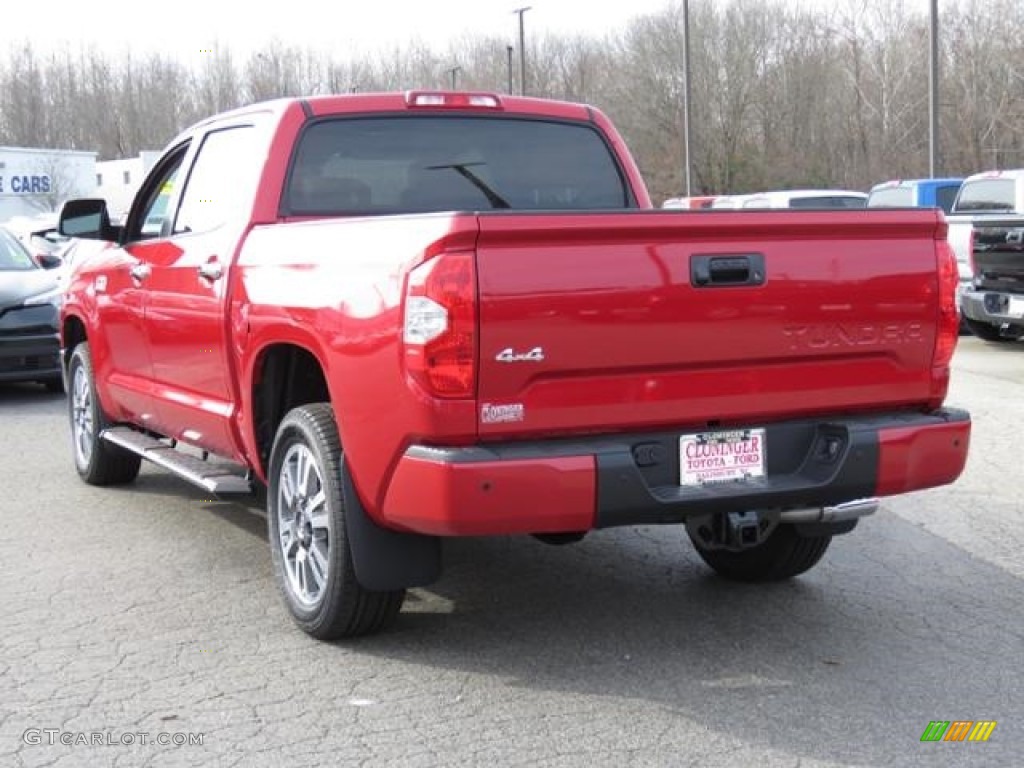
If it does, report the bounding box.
[945,169,1024,337]
[961,218,1024,341]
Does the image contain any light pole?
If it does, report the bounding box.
[682,0,693,196]
[928,0,939,177]
[513,6,531,96]
[447,65,461,90]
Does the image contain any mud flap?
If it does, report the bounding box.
[341,458,442,591]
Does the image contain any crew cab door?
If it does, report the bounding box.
[143,122,266,460]
[96,145,188,426]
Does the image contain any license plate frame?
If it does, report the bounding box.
[679,428,766,487]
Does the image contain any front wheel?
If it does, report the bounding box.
[963,317,1024,343]
[267,403,404,640]
[67,344,141,485]
[689,524,831,582]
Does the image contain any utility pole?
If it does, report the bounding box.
[506,45,515,94]
[513,6,531,96]
[682,0,693,196]
[447,65,461,90]
[928,0,939,177]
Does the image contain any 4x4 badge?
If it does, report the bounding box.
[495,347,545,362]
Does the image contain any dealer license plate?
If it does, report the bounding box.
[679,429,766,487]
[1008,296,1024,318]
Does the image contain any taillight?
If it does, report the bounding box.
[930,240,959,407]
[403,252,477,398]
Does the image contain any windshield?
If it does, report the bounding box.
[0,228,37,271]
[953,179,1016,212]
[284,115,633,215]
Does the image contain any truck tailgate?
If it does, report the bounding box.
[474,209,945,437]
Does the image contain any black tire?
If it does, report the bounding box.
[267,403,404,640]
[963,317,1024,343]
[67,344,141,485]
[690,524,831,582]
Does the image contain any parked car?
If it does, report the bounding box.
[946,169,1024,329]
[0,225,64,392]
[959,218,1024,342]
[740,189,868,209]
[3,214,69,268]
[866,178,964,214]
[662,195,718,209]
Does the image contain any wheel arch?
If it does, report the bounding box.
[250,342,331,480]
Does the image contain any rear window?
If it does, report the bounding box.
[789,196,866,209]
[284,116,633,215]
[867,187,913,207]
[953,179,1016,212]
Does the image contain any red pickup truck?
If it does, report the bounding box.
[58,91,970,639]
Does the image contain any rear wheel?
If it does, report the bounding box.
[267,403,404,640]
[67,344,141,485]
[963,317,1024,343]
[689,524,831,582]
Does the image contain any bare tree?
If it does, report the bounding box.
[3,0,1024,195]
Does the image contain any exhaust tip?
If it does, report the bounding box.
[779,498,879,525]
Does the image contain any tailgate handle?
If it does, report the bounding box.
[691,254,765,287]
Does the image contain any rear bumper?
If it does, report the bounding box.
[378,409,971,536]
[961,288,1024,326]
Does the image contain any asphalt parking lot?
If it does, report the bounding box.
[1,336,1022,767]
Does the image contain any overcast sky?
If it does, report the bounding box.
[2,0,938,63]
[2,0,673,61]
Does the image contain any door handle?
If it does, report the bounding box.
[130,264,151,282]
[198,261,223,281]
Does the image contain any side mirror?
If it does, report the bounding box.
[59,199,113,241]
[36,252,64,270]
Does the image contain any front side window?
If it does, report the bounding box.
[126,145,188,241]
[284,116,633,215]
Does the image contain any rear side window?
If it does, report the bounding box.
[175,125,261,234]
[953,179,1016,212]
[867,187,913,207]
[283,116,633,215]
[935,185,959,213]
